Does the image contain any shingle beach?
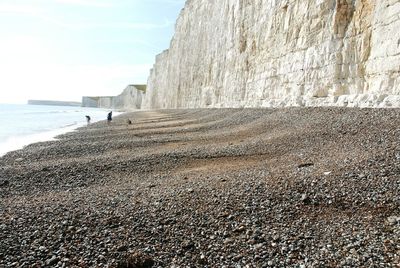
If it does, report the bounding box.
[1,108,399,267]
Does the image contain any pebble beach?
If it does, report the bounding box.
[0,108,399,267]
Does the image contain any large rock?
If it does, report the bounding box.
[143,0,400,109]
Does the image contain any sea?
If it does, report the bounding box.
[0,104,120,157]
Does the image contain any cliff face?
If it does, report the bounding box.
[143,0,400,108]
[82,85,145,110]
[111,85,144,109]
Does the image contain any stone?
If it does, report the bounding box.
[117,245,129,252]
[198,253,207,265]
[301,194,312,205]
[387,216,400,225]
[0,180,9,187]
[117,252,154,268]
[46,256,59,266]
[182,240,195,251]
[297,163,314,169]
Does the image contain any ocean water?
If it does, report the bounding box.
[0,104,119,156]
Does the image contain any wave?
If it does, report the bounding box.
[0,123,84,157]
[23,110,81,115]
[62,122,78,128]
[0,105,123,157]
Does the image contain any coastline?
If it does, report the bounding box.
[0,107,399,267]
[0,123,84,157]
[0,110,125,157]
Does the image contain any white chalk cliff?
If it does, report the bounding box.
[143,0,400,108]
[82,85,145,110]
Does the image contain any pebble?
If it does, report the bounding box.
[46,256,59,266]
[387,216,400,225]
[0,108,399,267]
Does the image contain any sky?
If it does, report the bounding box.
[0,0,185,104]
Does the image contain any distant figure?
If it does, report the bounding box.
[107,111,112,124]
[127,119,132,125]
[85,115,91,124]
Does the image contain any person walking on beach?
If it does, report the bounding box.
[85,115,91,124]
[107,111,112,124]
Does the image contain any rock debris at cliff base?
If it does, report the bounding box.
[0,108,399,267]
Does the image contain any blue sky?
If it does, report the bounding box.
[0,0,185,103]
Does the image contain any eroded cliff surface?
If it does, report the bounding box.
[82,85,145,110]
[143,0,400,108]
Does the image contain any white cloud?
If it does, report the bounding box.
[0,2,173,31]
[149,0,186,5]
[40,19,174,30]
[0,62,151,103]
[52,0,115,8]
[0,35,151,103]
[112,19,174,30]
[0,0,113,14]
[0,3,43,15]
[97,39,164,50]
[0,0,185,104]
